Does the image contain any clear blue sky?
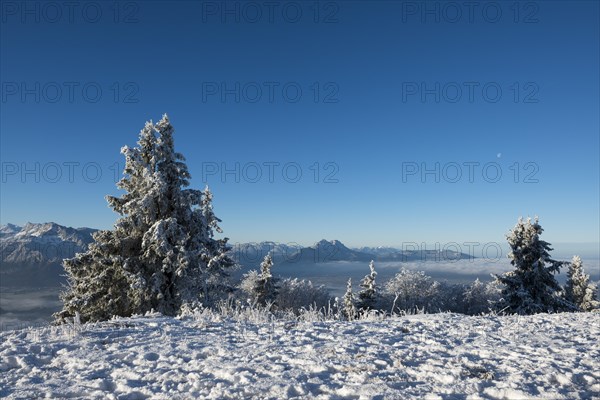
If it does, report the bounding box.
[1,1,598,249]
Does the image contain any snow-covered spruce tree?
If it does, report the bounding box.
[358,260,378,310]
[342,278,357,320]
[55,115,235,323]
[239,253,279,308]
[564,255,599,312]
[494,217,574,315]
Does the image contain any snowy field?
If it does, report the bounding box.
[1,312,598,399]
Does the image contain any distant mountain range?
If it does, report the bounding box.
[0,222,97,286]
[230,239,473,266]
[0,222,473,286]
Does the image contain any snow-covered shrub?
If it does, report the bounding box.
[461,279,502,315]
[494,217,574,315]
[381,268,443,314]
[435,281,467,313]
[180,297,290,325]
[56,115,236,324]
[238,270,261,301]
[275,278,332,312]
[564,255,600,312]
[238,254,279,308]
[383,277,501,316]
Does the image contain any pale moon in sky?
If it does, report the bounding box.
[497,153,502,158]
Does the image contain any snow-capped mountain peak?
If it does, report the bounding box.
[313,239,347,249]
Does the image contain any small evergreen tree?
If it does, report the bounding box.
[199,186,236,299]
[342,278,357,320]
[494,217,573,315]
[564,255,599,312]
[358,260,378,310]
[55,115,235,323]
[258,253,277,304]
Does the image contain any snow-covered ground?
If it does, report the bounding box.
[1,312,598,399]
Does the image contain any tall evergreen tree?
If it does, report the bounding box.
[564,255,599,312]
[358,260,378,310]
[55,115,235,323]
[494,217,572,315]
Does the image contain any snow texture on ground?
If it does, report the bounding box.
[1,312,598,399]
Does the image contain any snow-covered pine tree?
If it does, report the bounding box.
[494,217,573,315]
[358,260,378,310]
[55,115,235,323]
[564,255,600,312]
[342,278,357,320]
